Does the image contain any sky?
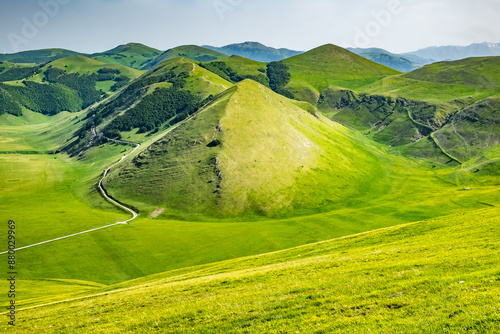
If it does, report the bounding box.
[0,0,499,54]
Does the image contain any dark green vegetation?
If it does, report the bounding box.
[0,55,142,116]
[203,41,303,62]
[0,48,79,63]
[1,42,500,333]
[144,45,228,69]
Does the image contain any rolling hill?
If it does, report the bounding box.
[104,79,408,218]
[203,41,303,62]
[0,55,143,117]
[1,42,500,334]
[90,43,162,70]
[68,56,232,154]
[143,45,227,69]
[321,56,500,161]
[0,48,79,64]
[282,44,400,103]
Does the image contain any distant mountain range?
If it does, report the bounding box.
[202,42,303,62]
[1,42,499,73]
[346,47,421,72]
[403,42,500,63]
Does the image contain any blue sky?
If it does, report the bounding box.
[0,0,499,54]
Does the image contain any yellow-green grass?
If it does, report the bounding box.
[135,57,232,100]
[104,80,498,220]
[148,45,227,69]
[91,43,162,70]
[283,44,399,102]
[5,205,500,333]
[209,55,268,77]
[0,109,85,152]
[364,75,497,105]
[1,88,499,315]
[45,55,143,78]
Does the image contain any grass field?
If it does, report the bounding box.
[1,49,499,332]
[1,84,499,315]
[4,204,500,333]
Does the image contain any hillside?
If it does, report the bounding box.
[104,79,394,218]
[203,41,303,62]
[403,56,500,91]
[143,45,227,69]
[0,55,143,116]
[7,205,500,333]
[69,57,232,152]
[90,43,162,70]
[282,44,400,103]
[320,57,500,160]
[0,48,79,64]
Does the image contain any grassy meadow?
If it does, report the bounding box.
[4,205,500,333]
[0,45,499,332]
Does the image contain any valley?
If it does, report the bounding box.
[0,41,499,332]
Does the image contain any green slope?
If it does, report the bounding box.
[105,80,418,218]
[318,56,500,162]
[214,55,267,77]
[7,205,500,333]
[90,43,162,70]
[283,44,400,103]
[0,55,144,116]
[144,45,227,69]
[432,96,500,163]
[70,57,232,151]
[42,55,143,79]
[0,48,79,64]
[364,56,500,104]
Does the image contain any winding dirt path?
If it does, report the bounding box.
[0,140,140,255]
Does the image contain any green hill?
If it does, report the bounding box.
[0,48,79,64]
[282,44,400,103]
[90,43,162,70]
[105,79,394,218]
[0,56,143,116]
[403,56,500,90]
[432,96,500,163]
[8,205,500,333]
[319,56,500,161]
[364,57,500,104]
[71,57,231,150]
[143,45,227,69]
